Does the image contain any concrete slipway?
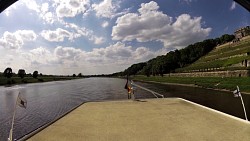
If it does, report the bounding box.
[24,98,250,141]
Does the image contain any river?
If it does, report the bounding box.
[0,78,249,140]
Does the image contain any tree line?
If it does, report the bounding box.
[2,68,41,79]
[1,67,85,79]
[111,34,235,77]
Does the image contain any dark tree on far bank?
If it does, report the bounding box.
[73,74,76,77]
[33,71,39,78]
[4,67,13,78]
[78,73,82,77]
[18,69,26,79]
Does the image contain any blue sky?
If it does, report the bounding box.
[0,0,249,75]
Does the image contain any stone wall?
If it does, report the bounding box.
[167,70,250,77]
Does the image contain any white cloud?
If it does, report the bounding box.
[64,22,105,44]
[102,21,109,28]
[30,47,51,57]
[54,0,91,18]
[41,28,74,42]
[28,47,56,64]
[92,36,105,45]
[39,3,57,24]
[16,46,82,72]
[54,46,83,60]
[95,42,132,59]
[138,1,159,14]
[92,0,117,18]
[112,1,211,49]
[16,30,37,41]
[84,42,158,65]
[41,12,55,24]
[1,40,162,75]
[92,0,128,19]
[41,3,49,13]
[0,32,22,50]
[22,0,40,12]
[230,2,236,10]
[0,30,37,50]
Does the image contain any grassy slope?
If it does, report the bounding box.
[177,36,250,72]
[133,37,250,93]
[133,75,250,93]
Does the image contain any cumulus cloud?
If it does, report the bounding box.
[38,42,156,67]
[92,0,117,18]
[39,3,57,24]
[16,30,37,41]
[1,40,161,74]
[54,46,83,60]
[65,23,105,44]
[112,1,211,49]
[93,42,132,59]
[92,0,128,19]
[230,2,236,10]
[20,46,82,70]
[0,30,37,50]
[28,47,56,64]
[41,28,74,42]
[54,0,91,18]
[22,0,40,12]
[83,42,158,65]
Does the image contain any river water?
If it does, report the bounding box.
[0,78,249,140]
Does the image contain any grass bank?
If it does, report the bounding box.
[132,75,250,93]
[0,76,82,86]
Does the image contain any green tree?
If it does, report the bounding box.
[33,71,39,78]
[18,69,26,79]
[124,63,147,75]
[4,67,13,78]
[142,64,151,77]
[220,34,235,44]
[116,34,223,76]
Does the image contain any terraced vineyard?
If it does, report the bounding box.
[177,36,250,72]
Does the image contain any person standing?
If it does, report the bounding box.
[124,75,132,99]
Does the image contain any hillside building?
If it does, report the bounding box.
[234,26,250,39]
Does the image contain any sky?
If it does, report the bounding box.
[0,0,249,75]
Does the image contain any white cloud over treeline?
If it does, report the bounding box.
[112,1,211,49]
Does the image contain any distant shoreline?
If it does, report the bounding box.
[0,76,83,86]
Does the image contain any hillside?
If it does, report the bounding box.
[112,34,235,77]
[176,36,250,73]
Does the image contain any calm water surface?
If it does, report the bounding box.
[135,81,250,121]
[0,78,144,140]
[0,78,249,140]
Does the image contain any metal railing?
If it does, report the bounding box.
[131,80,164,98]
